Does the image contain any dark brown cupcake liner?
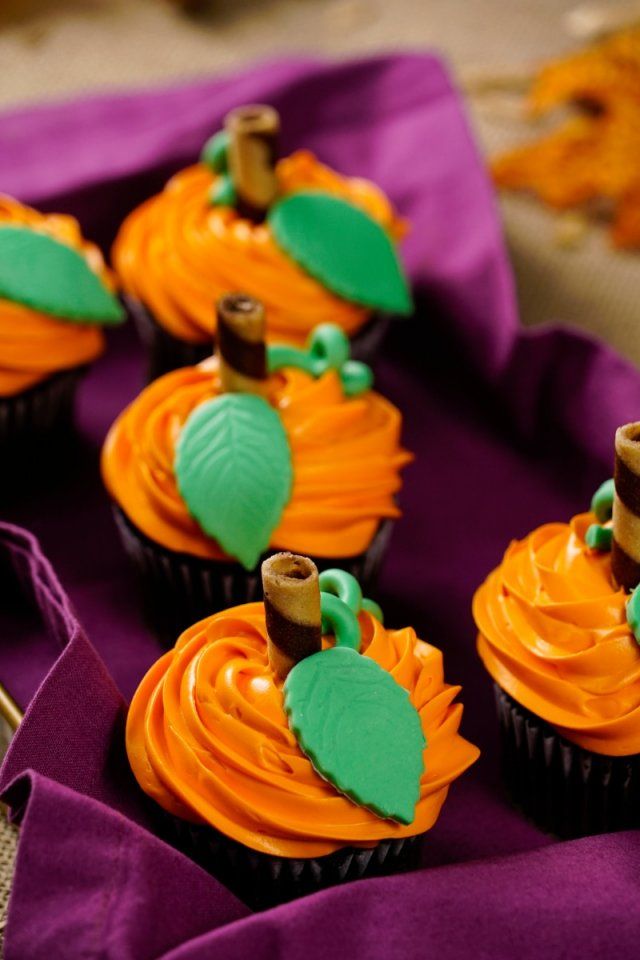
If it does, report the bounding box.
[113,505,393,645]
[350,312,392,364]
[127,297,208,381]
[126,295,393,381]
[0,366,86,450]
[494,683,640,839]
[164,810,421,909]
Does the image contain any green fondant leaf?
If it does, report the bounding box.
[284,646,425,824]
[268,191,413,316]
[175,393,293,570]
[0,226,124,324]
[627,584,640,645]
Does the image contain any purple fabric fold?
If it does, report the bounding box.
[4,774,248,960]
[157,834,640,960]
[1,53,640,959]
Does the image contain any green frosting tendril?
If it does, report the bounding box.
[268,324,373,396]
[320,593,361,651]
[591,477,615,524]
[268,325,348,376]
[585,524,613,552]
[627,584,640,645]
[209,174,237,208]
[362,597,384,623]
[201,130,229,173]
[318,568,384,648]
[202,131,237,207]
[319,568,362,614]
[340,360,374,397]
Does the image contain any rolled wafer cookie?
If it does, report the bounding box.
[262,552,322,679]
[217,293,267,395]
[612,422,640,591]
[225,105,280,222]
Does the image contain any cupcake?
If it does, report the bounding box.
[0,195,124,448]
[113,104,412,380]
[473,422,640,838]
[126,553,479,907]
[102,293,412,640]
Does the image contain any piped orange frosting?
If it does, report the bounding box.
[0,196,114,396]
[126,603,479,857]
[113,150,405,346]
[102,356,412,559]
[474,512,640,756]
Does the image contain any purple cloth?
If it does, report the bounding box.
[1,53,640,958]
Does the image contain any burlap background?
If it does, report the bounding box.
[0,718,17,953]
[0,0,586,110]
[3,0,637,362]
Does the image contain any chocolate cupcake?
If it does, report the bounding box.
[0,195,124,451]
[113,105,412,380]
[126,554,479,907]
[473,422,640,838]
[102,294,411,640]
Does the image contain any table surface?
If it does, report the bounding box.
[1,16,640,954]
[4,1,640,365]
[0,0,590,111]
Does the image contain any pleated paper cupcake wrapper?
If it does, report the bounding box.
[127,296,393,382]
[114,506,393,644]
[0,367,85,450]
[166,812,421,910]
[494,683,640,839]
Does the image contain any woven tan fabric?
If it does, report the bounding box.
[0,815,18,954]
[0,0,583,111]
[467,95,640,367]
[3,1,638,363]
[0,717,17,958]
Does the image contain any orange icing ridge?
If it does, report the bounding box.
[0,196,115,396]
[102,357,412,559]
[474,512,640,756]
[113,150,406,346]
[126,603,479,857]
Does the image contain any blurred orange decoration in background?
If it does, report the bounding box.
[492,28,640,248]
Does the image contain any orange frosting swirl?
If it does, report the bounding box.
[113,150,406,346]
[102,356,412,559]
[474,512,640,756]
[126,603,479,857]
[0,196,114,396]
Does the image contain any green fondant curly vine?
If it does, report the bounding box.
[318,568,385,649]
[268,325,373,397]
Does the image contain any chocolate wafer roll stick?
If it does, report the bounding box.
[612,422,640,591]
[0,680,22,733]
[225,104,280,222]
[262,552,322,680]
[217,293,267,395]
